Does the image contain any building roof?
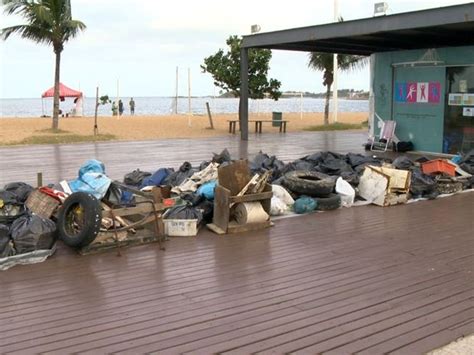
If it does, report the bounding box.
[242,3,474,55]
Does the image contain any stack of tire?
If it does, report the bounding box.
[282,171,341,211]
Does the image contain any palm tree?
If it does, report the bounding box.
[2,0,86,130]
[308,52,367,125]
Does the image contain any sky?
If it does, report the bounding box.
[0,0,471,99]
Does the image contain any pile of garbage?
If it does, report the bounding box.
[1,149,473,269]
[0,183,59,270]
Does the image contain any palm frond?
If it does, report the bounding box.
[2,0,86,46]
[2,0,30,16]
[2,24,53,44]
[337,55,369,71]
[27,3,55,27]
[308,52,333,71]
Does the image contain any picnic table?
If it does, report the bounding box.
[228,120,288,134]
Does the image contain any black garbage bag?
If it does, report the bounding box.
[303,152,323,164]
[0,224,15,258]
[410,168,437,198]
[163,162,194,186]
[199,161,211,171]
[10,214,56,254]
[124,169,152,187]
[181,192,204,206]
[249,152,286,182]
[269,159,286,182]
[346,153,381,168]
[251,151,270,169]
[0,190,25,225]
[0,190,20,205]
[104,184,122,206]
[280,162,298,175]
[271,176,285,186]
[262,155,277,170]
[318,157,354,176]
[340,171,360,186]
[212,148,232,164]
[272,158,286,172]
[195,200,214,223]
[460,149,474,174]
[293,160,315,171]
[4,182,34,203]
[164,205,203,224]
[392,156,414,170]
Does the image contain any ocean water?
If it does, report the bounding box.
[0,96,368,117]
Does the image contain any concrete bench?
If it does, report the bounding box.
[228,120,288,134]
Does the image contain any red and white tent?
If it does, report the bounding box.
[41,83,84,116]
[41,82,83,99]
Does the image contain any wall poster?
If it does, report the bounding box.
[395,82,440,104]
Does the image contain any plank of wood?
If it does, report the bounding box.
[218,160,250,196]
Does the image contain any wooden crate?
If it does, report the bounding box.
[25,189,60,219]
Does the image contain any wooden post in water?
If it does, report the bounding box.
[206,102,214,129]
[94,86,99,135]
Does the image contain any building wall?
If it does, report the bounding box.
[372,45,474,153]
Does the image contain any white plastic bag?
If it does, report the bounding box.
[335,177,355,207]
[272,185,295,206]
[270,196,288,216]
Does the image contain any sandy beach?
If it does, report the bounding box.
[0,112,368,144]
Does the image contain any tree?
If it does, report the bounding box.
[2,0,86,130]
[202,35,282,100]
[308,53,367,125]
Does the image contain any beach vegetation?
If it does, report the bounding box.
[202,35,282,101]
[1,0,86,130]
[9,133,116,146]
[36,128,69,134]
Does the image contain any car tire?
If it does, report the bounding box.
[313,193,341,211]
[57,192,102,248]
[283,170,335,197]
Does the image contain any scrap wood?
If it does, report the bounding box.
[250,170,272,194]
[236,170,272,197]
[101,202,136,233]
[235,174,260,197]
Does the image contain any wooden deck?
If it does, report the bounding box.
[0,131,367,186]
[0,192,472,354]
[0,131,473,353]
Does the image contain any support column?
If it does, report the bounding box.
[239,47,249,141]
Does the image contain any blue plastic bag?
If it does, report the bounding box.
[140,168,172,188]
[197,180,217,200]
[293,196,317,214]
[69,160,111,200]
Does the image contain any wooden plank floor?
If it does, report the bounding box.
[0,192,473,354]
[0,131,367,186]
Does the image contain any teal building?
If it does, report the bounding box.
[372,46,474,153]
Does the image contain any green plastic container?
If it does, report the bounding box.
[272,111,282,127]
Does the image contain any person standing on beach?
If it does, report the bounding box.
[118,100,124,116]
[111,101,118,116]
[129,98,135,115]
